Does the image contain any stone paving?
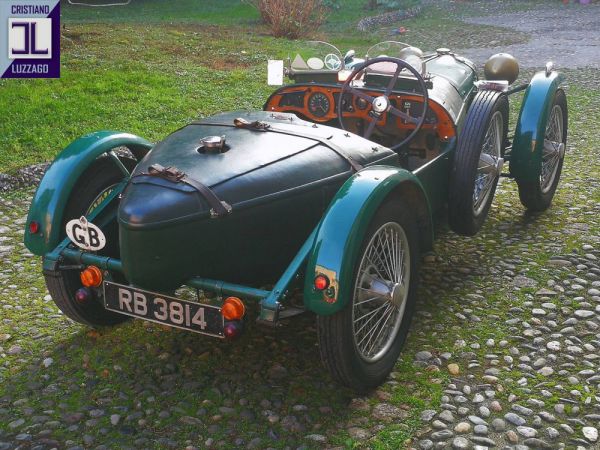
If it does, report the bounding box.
[409,4,600,447]
[457,4,600,69]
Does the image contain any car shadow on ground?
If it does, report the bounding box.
[1,296,359,447]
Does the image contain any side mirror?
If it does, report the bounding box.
[344,50,355,63]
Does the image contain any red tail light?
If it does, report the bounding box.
[75,287,91,304]
[314,275,329,290]
[224,321,243,339]
[28,221,39,234]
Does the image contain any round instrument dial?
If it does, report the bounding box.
[308,92,331,118]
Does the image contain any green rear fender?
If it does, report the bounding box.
[303,166,433,316]
[24,131,153,256]
[510,70,565,182]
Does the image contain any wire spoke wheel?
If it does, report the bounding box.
[473,111,502,215]
[316,200,418,391]
[540,105,564,194]
[448,90,508,236]
[352,222,410,363]
[43,156,135,327]
[86,184,118,216]
[516,89,567,212]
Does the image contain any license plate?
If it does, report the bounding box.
[103,281,224,338]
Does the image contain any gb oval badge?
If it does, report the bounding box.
[66,216,106,251]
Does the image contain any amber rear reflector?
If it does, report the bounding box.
[80,266,103,288]
[221,297,246,321]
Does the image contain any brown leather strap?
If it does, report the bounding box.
[140,164,232,218]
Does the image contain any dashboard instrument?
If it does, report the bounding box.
[264,84,456,141]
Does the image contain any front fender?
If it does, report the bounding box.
[24,131,153,256]
[510,70,565,182]
[303,166,432,316]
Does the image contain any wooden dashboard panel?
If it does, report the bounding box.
[264,85,456,141]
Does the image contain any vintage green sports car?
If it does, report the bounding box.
[24,41,567,391]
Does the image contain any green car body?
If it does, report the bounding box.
[24,47,565,328]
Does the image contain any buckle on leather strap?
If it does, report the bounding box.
[234,117,271,131]
[147,164,185,182]
[209,202,233,219]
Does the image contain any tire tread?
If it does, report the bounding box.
[448,90,508,236]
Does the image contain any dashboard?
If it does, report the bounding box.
[264,84,456,141]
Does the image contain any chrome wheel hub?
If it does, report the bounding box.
[390,282,406,308]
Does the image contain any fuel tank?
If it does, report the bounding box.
[118,111,398,291]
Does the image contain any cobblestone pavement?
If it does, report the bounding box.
[456,3,600,69]
[409,3,600,447]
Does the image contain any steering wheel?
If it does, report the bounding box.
[338,56,429,151]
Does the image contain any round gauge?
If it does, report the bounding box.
[308,92,331,118]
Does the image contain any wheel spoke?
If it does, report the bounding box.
[472,111,502,215]
[474,173,497,210]
[354,301,389,326]
[354,303,391,338]
[366,307,397,356]
[367,236,394,281]
[389,229,399,277]
[365,251,392,282]
[354,293,384,307]
[382,230,395,282]
[357,303,393,349]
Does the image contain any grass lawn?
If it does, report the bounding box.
[0,0,529,172]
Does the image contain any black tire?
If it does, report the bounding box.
[316,199,420,392]
[44,156,134,327]
[448,90,509,236]
[516,89,568,212]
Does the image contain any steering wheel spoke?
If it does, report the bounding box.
[388,106,419,124]
[384,65,402,97]
[338,56,429,151]
[348,87,375,104]
[364,114,379,140]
